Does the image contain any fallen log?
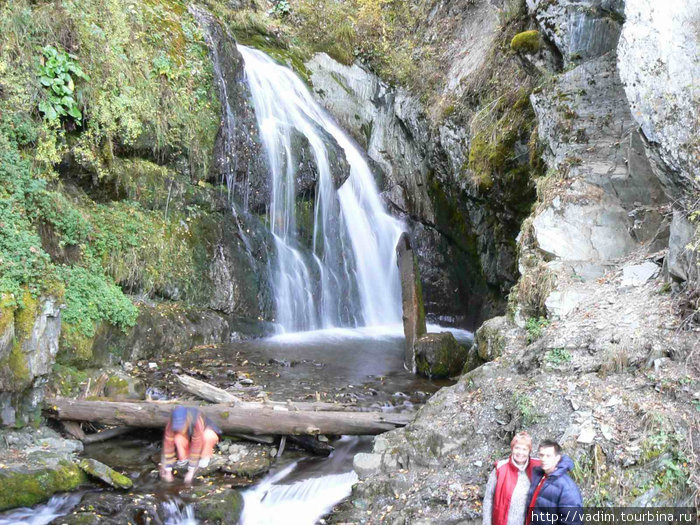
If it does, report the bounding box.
[44,399,412,436]
[175,374,241,404]
[82,426,134,445]
[176,373,359,412]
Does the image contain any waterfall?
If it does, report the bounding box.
[238,46,404,332]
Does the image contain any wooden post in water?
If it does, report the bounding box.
[396,233,427,373]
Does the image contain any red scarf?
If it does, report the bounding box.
[492,456,540,525]
[525,474,547,525]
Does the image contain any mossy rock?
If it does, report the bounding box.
[511,30,541,54]
[414,332,470,379]
[104,371,145,400]
[78,458,133,489]
[475,316,509,362]
[195,488,244,524]
[48,364,89,398]
[0,460,87,511]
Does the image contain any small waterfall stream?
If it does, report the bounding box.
[238,46,405,332]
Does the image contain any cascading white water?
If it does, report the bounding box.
[238,46,405,332]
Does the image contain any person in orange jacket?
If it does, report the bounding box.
[159,405,221,484]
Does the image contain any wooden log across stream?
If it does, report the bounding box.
[44,398,413,436]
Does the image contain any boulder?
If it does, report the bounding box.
[620,262,659,287]
[78,458,133,489]
[474,316,509,362]
[414,332,469,379]
[533,193,637,262]
[103,370,145,400]
[0,427,86,511]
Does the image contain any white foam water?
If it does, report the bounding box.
[238,46,405,333]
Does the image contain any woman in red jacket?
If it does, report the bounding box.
[159,406,220,484]
[482,432,541,525]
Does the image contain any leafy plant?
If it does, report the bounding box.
[37,45,88,123]
[267,0,291,17]
[512,392,541,425]
[525,316,549,343]
[545,347,572,365]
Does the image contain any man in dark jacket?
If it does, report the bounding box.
[525,440,583,525]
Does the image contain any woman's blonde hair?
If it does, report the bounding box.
[510,431,533,451]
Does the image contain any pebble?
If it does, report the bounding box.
[148,362,158,370]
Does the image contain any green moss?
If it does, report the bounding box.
[105,376,129,396]
[49,364,89,397]
[14,290,38,339]
[196,489,244,523]
[108,469,132,488]
[58,323,95,366]
[8,340,30,387]
[510,30,540,54]
[0,461,87,511]
[0,298,15,336]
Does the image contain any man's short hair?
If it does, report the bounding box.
[538,439,561,455]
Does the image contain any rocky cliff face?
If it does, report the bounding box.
[333,0,699,520]
[305,26,531,327]
[0,297,61,426]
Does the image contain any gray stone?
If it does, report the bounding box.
[545,290,590,319]
[620,262,659,287]
[533,193,636,262]
[667,211,698,285]
[353,452,382,479]
[618,0,700,198]
[528,0,624,65]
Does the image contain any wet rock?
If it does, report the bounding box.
[0,427,86,511]
[91,305,276,365]
[195,488,244,524]
[414,332,469,379]
[78,458,132,489]
[219,441,273,478]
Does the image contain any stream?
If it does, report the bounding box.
[0,327,472,525]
